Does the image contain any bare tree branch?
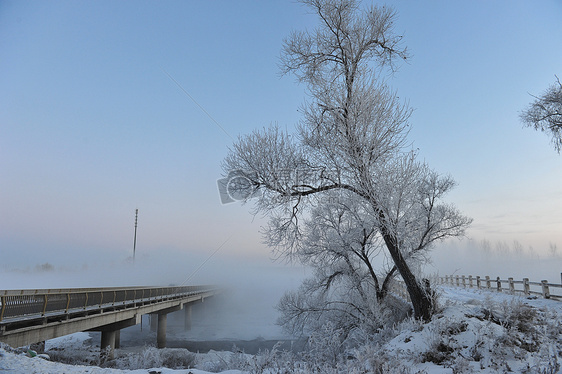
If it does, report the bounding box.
[520,75,562,153]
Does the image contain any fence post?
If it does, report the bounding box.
[455,275,460,287]
[462,275,466,288]
[476,276,481,289]
[523,278,530,296]
[468,275,473,288]
[42,294,48,316]
[485,276,491,289]
[0,296,5,322]
[508,278,514,294]
[496,277,502,292]
[541,280,550,299]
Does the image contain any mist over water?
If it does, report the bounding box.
[428,239,562,284]
[1,238,560,344]
[0,247,308,342]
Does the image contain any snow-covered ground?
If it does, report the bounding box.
[381,287,562,373]
[1,285,561,373]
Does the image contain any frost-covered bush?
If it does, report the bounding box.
[236,342,298,374]
[46,343,100,366]
[129,345,164,368]
[195,350,238,373]
[451,356,473,374]
[348,342,428,374]
[405,315,469,366]
[47,343,196,370]
[482,297,537,333]
[303,322,346,368]
[113,346,190,369]
[113,346,195,370]
[0,342,16,354]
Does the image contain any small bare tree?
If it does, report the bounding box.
[520,76,562,153]
[221,0,471,321]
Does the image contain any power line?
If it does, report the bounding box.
[161,67,233,140]
[180,235,233,286]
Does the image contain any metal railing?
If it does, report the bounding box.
[0,285,216,323]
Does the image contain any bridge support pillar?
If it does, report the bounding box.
[157,313,167,348]
[184,305,192,331]
[95,316,139,362]
[150,314,157,332]
[114,330,121,349]
[100,330,116,361]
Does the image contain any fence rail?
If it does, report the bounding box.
[437,275,562,300]
[0,285,216,323]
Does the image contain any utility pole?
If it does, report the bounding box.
[133,209,138,262]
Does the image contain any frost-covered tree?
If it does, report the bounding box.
[221,0,471,321]
[276,161,467,336]
[276,190,398,339]
[520,76,562,153]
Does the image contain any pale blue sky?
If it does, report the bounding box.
[1,1,561,282]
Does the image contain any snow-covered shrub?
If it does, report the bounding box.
[225,346,247,370]
[196,350,235,373]
[468,330,484,363]
[419,316,467,365]
[303,322,346,368]
[112,346,194,370]
[160,348,195,369]
[451,356,473,374]
[46,343,100,366]
[490,298,537,333]
[528,342,560,374]
[133,345,163,368]
[0,342,16,354]
[348,341,428,374]
[237,342,297,374]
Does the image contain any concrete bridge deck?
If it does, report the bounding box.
[0,285,220,359]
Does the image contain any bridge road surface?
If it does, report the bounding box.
[0,285,220,359]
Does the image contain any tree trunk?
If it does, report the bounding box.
[380,266,397,300]
[382,234,432,321]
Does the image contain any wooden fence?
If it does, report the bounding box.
[389,275,562,302]
[436,275,562,301]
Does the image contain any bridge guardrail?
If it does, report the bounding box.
[0,285,217,323]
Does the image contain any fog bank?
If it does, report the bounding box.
[428,238,561,284]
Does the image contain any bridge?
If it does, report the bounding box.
[0,285,220,359]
